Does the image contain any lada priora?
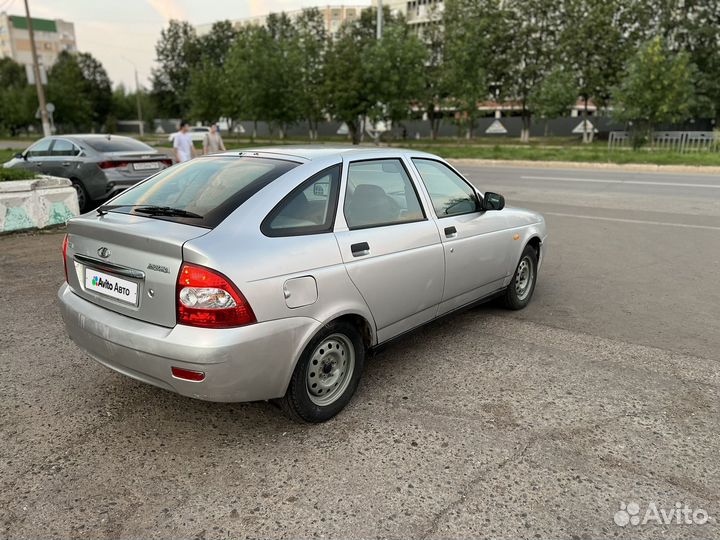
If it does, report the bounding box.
[58,147,547,422]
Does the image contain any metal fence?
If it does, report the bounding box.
[609,131,719,152]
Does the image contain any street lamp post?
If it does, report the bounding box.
[123,57,144,136]
[24,0,51,137]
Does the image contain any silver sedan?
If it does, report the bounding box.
[58,147,547,422]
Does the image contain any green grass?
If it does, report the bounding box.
[0,167,36,181]
[0,149,36,181]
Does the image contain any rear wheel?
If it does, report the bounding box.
[502,244,538,310]
[71,179,90,213]
[278,321,365,423]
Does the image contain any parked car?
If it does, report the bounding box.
[58,147,547,422]
[3,135,173,212]
[168,126,211,143]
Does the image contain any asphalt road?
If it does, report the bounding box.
[1,163,719,539]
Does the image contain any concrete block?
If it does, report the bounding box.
[0,175,79,233]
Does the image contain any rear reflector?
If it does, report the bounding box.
[176,263,256,328]
[62,234,69,282]
[171,366,205,382]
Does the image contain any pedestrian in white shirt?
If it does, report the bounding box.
[173,121,195,163]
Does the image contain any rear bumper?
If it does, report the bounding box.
[57,283,321,402]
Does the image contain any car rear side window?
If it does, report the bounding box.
[108,157,298,228]
[51,139,80,156]
[83,137,155,153]
[262,164,341,237]
[344,159,425,230]
[412,158,479,217]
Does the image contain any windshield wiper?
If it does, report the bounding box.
[133,206,203,218]
[96,204,202,219]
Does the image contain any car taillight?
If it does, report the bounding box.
[160,159,173,167]
[176,263,256,328]
[62,234,69,282]
[99,161,128,169]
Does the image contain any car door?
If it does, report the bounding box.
[42,138,81,178]
[410,158,510,316]
[334,157,444,343]
[20,137,54,173]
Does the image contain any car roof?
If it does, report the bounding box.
[214,146,438,162]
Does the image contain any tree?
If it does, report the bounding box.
[187,20,237,124]
[324,7,422,144]
[503,0,564,142]
[418,5,445,140]
[150,20,200,117]
[368,17,427,131]
[295,8,328,140]
[225,25,273,138]
[323,8,378,144]
[528,68,577,134]
[264,13,303,138]
[0,58,36,135]
[560,0,650,142]
[647,0,720,122]
[442,0,504,139]
[76,52,112,128]
[47,52,93,131]
[613,36,698,143]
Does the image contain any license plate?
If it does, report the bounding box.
[85,269,138,305]
[133,162,160,171]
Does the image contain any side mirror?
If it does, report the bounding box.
[15,152,25,160]
[482,192,505,211]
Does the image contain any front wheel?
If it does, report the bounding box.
[278,321,365,423]
[502,244,538,310]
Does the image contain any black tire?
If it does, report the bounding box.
[278,321,365,423]
[502,244,538,310]
[71,179,90,213]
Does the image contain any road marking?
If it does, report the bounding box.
[521,175,720,189]
[545,212,720,231]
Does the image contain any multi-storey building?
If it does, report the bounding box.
[196,5,367,38]
[0,12,76,70]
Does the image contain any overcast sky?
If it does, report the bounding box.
[9,0,370,89]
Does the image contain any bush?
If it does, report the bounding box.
[0,168,36,181]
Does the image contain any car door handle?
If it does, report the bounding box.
[62,162,71,166]
[351,242,370,257]
[444,226,457,238]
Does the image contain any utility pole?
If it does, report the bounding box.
[134,67,144,137]
[376,0,383,40]
[24,0,51,137]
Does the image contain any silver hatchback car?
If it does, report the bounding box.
[58,147,547,422]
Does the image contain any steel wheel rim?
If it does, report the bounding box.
[514,255,534,301]
[306,333,355,406]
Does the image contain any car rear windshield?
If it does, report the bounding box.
[82,137,155,153]
[107,156,299,228]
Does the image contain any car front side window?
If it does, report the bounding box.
[343,159,425,230]
[25,138,53,158]
[412,158,480,217]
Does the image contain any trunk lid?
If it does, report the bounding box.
[66,212,209,327]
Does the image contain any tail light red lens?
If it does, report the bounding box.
[98,161,129,170]
[176,263,256,328]
[62,234,69,282]
[160,159,173,167]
